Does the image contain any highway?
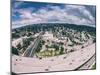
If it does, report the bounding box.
[12,43,96,73]
[76,54,96,70]
[22,32,43,57]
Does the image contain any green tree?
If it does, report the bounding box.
[60,46,64,54]
[12,46,19,55]
[16,43,22,50]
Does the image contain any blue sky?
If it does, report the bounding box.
[12,0,96,28]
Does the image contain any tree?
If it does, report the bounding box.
[65,49,67,53]
[12,33,20,39]
[16,43,22,50]
[70,49,74,52]
[93,39,96,43]
[60,46,64,54]
[12,46,19,55]
[53,45,59,51]
[27,32,32,37]
[41,40,45,45]
[59,42,64,45]
[22,39,30,48]
[45,45,49,50]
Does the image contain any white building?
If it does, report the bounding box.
[42,32,54,41]
[12,36,28,48]
[12,37,23,48]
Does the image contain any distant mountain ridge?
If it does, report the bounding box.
[12,23,96,32]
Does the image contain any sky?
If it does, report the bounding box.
[12,0,96,28]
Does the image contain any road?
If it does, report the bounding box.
[22,32,43,57]
[12,43,95,74]
[76,54,96,70]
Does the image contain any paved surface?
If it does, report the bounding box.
[12,43,95,74]
[76,54,95,70]
[22,33,42,57]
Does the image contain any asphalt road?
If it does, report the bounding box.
[76,54,96,70]
[23,32,43,57]
[12,43,95,73]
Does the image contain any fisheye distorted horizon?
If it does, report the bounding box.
[12,0,96,28]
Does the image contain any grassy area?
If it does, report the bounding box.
[92,63,96,69]
[36,50,63,58]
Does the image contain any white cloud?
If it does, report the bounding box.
[12,4,95,28]
[13,1,23,8]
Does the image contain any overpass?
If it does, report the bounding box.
[22,32,43,57]
[12,43,96,74]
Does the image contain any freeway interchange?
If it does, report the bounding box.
[22,32,43,57]
[12,43,96,74]
[12,23,96,74]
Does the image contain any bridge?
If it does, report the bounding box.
[22,32,43,57]
[12,43,95,74]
